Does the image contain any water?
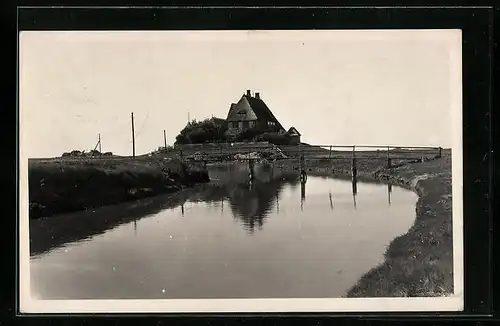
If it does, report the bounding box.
[30,166,418,300]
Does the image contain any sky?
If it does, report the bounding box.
[19,30,461,158]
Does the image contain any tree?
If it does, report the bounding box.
[175,117,227,144]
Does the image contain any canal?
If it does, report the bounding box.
[30,164,418,299]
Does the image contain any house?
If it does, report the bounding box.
[226,90,286,133]
[287,127,301,145]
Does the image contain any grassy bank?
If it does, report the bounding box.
[276,152,453,297]
[28,157,209,219]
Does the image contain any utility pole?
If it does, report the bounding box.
[131,112,136,158]
[163,129,167,150]
[98,133,101,154]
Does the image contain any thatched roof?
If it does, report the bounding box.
[226,93,285,131]
[226,97,257,122]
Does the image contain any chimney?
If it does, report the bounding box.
[246,89,251,97]
[255,92,260,99]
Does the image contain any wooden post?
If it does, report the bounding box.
[131,112,136,158]
[438,146,442,158]
[352,145,357,179]
[299,154,307,183]
[387,145,391,168]
[328,145,332,159]
[98,133,101,157]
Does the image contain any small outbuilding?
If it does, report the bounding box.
[287,127,301,145]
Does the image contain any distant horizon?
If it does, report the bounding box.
[20,30,460,158]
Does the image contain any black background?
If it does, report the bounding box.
[6,5,497,325]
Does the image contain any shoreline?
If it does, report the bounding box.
[28,158,210,219]
[28,153,453,297]
[274,155,453,297]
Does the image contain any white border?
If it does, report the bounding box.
[18,29,464,314]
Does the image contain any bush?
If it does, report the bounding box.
[174,117,292,145]
[175,117,227,144]
[255,132,292,145]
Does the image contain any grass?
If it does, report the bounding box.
[345,154,453,297]
[29,148,454,297]
[28,157,209,219]
[274,151,453,297]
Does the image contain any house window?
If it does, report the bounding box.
[242,121,249,129]
[231,122,238,128]
[268,121,275,126]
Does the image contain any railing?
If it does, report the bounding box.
[170,143,443,162]
[31,144,443,166]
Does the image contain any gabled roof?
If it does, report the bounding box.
[226,92,285,131]
[226,98,258,122]
[245,95,285,130]
[288,127,301,136]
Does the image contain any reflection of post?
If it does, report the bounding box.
[181,203,184,217]
[388,183,392,206]
[134,220,137,236]
[248,159,255,181]
[221,197,224,213]
[276,193,279,214]
[300,154,307,182]
[329,192,333,210]
[300,181,306,211]
[352,178,357,209]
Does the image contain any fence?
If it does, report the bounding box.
[32,144,443,171]
[171,143,442,162]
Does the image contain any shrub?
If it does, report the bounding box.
[175,117,228,144]
[255,132,292,145]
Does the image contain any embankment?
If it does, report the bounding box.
[28,157,210,219]
[276,153,453,297]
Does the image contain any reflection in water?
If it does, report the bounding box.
[30,165,397,257]
[205,176,298,234]
[352,178,358,209]
[300,181,306,211]
[30,168,419,300]
[29,190,192,256]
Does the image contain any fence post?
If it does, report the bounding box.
[387,145,391,168]
[352,145,357,179]
[438,146,442,158]
[328,145,332,159]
